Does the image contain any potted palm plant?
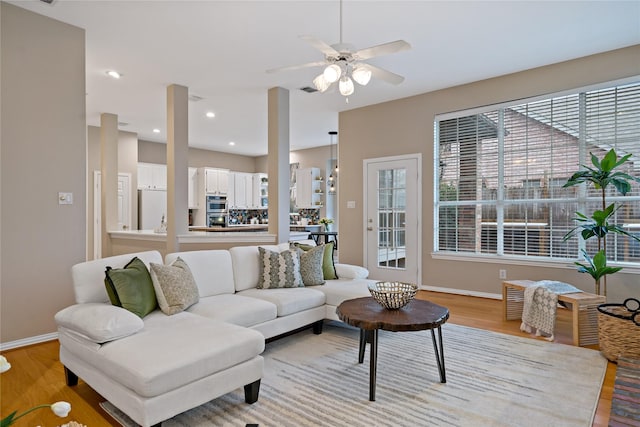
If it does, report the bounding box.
[563,148,640,296]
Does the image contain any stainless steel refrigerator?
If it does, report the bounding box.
[138,189,167,230]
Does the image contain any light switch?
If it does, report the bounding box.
[347,200,356,209]
[59,192,73,205]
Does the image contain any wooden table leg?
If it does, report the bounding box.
[430,326,446,383]
[369,329,378,401]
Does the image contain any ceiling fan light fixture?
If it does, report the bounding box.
[313,74,330,92]
[323,64,342,83]
[352,65,372,86]
[338,76,354,96]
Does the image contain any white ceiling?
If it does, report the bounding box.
[7,0,640,156]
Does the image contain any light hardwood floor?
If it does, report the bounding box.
[0,291,615,426]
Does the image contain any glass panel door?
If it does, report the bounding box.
[365,155,420,284]
[377,168,407,268]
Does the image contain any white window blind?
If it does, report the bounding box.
[435,82,640,264]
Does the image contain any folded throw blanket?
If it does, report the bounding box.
[520,280,582,341]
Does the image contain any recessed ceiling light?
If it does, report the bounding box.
[106,70,122,79]
[206,111,215,118]
[229,141,235,146]
[153,128,161,133]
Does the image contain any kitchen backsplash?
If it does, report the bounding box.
[229,208,320,225]
[296,209,320,224]
[228,209,268,225]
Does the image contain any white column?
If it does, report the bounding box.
[166,84,189,253]
[267,87,291,243]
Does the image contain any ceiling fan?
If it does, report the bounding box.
[266,0,411,97]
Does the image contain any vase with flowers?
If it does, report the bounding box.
[319,217,333,232]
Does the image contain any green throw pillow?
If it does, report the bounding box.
[257,247,303,289]
[104,257,157,318]
[291,243,326,286]
[293,241,338,280]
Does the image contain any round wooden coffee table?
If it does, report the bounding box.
[336,297,450,401]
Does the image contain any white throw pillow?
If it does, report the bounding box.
[334,264,370,280]
[55,303,144,344]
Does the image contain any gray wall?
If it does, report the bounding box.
[338,45,640,303]
[1,3,86,343]
[139,139,257,172]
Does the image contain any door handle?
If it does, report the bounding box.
[367,226,373,231]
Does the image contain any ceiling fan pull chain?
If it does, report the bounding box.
[339,0,343,44]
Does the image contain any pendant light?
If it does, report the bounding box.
[328,131,337,195]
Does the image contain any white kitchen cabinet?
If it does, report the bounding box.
[230,172,253,208]
[253,173,268,209]
[226,172,236,208]
[137,163,166,190]
[295,168,323,209]
[188,167,199,209]
[203,168,229,195]
[243,173,254,208]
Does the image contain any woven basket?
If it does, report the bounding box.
[597,298,640,363]
[368,281,418,310]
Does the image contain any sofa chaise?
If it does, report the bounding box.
[55,242,375,427]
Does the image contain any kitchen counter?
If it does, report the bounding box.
[190,225,269,232]
[109,229,310,244]
[189,224,322,232]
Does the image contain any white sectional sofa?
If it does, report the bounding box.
[55,242,374,427]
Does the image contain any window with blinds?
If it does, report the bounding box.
[435,81,640,264]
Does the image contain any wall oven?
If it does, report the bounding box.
[207,212,228,228]
[206,195,227,212]
[206,195,227,227]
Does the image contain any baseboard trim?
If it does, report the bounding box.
[419,285,502,300]
[0,332,58,351]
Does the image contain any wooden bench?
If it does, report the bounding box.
[502,280,606,346]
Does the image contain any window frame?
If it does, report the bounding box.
[432,77,640,273]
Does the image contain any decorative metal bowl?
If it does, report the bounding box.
[368,281,418,310]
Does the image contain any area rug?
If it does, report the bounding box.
[609,357,640,426]
[101,322,607,427]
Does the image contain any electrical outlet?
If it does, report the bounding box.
[499,269,507,279]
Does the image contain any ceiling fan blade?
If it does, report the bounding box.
[266,61,326,74]
[363,64,405,85]
[354,40,411,60]
[299,35,340,57]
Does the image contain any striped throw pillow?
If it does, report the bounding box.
[257,247,303,289]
